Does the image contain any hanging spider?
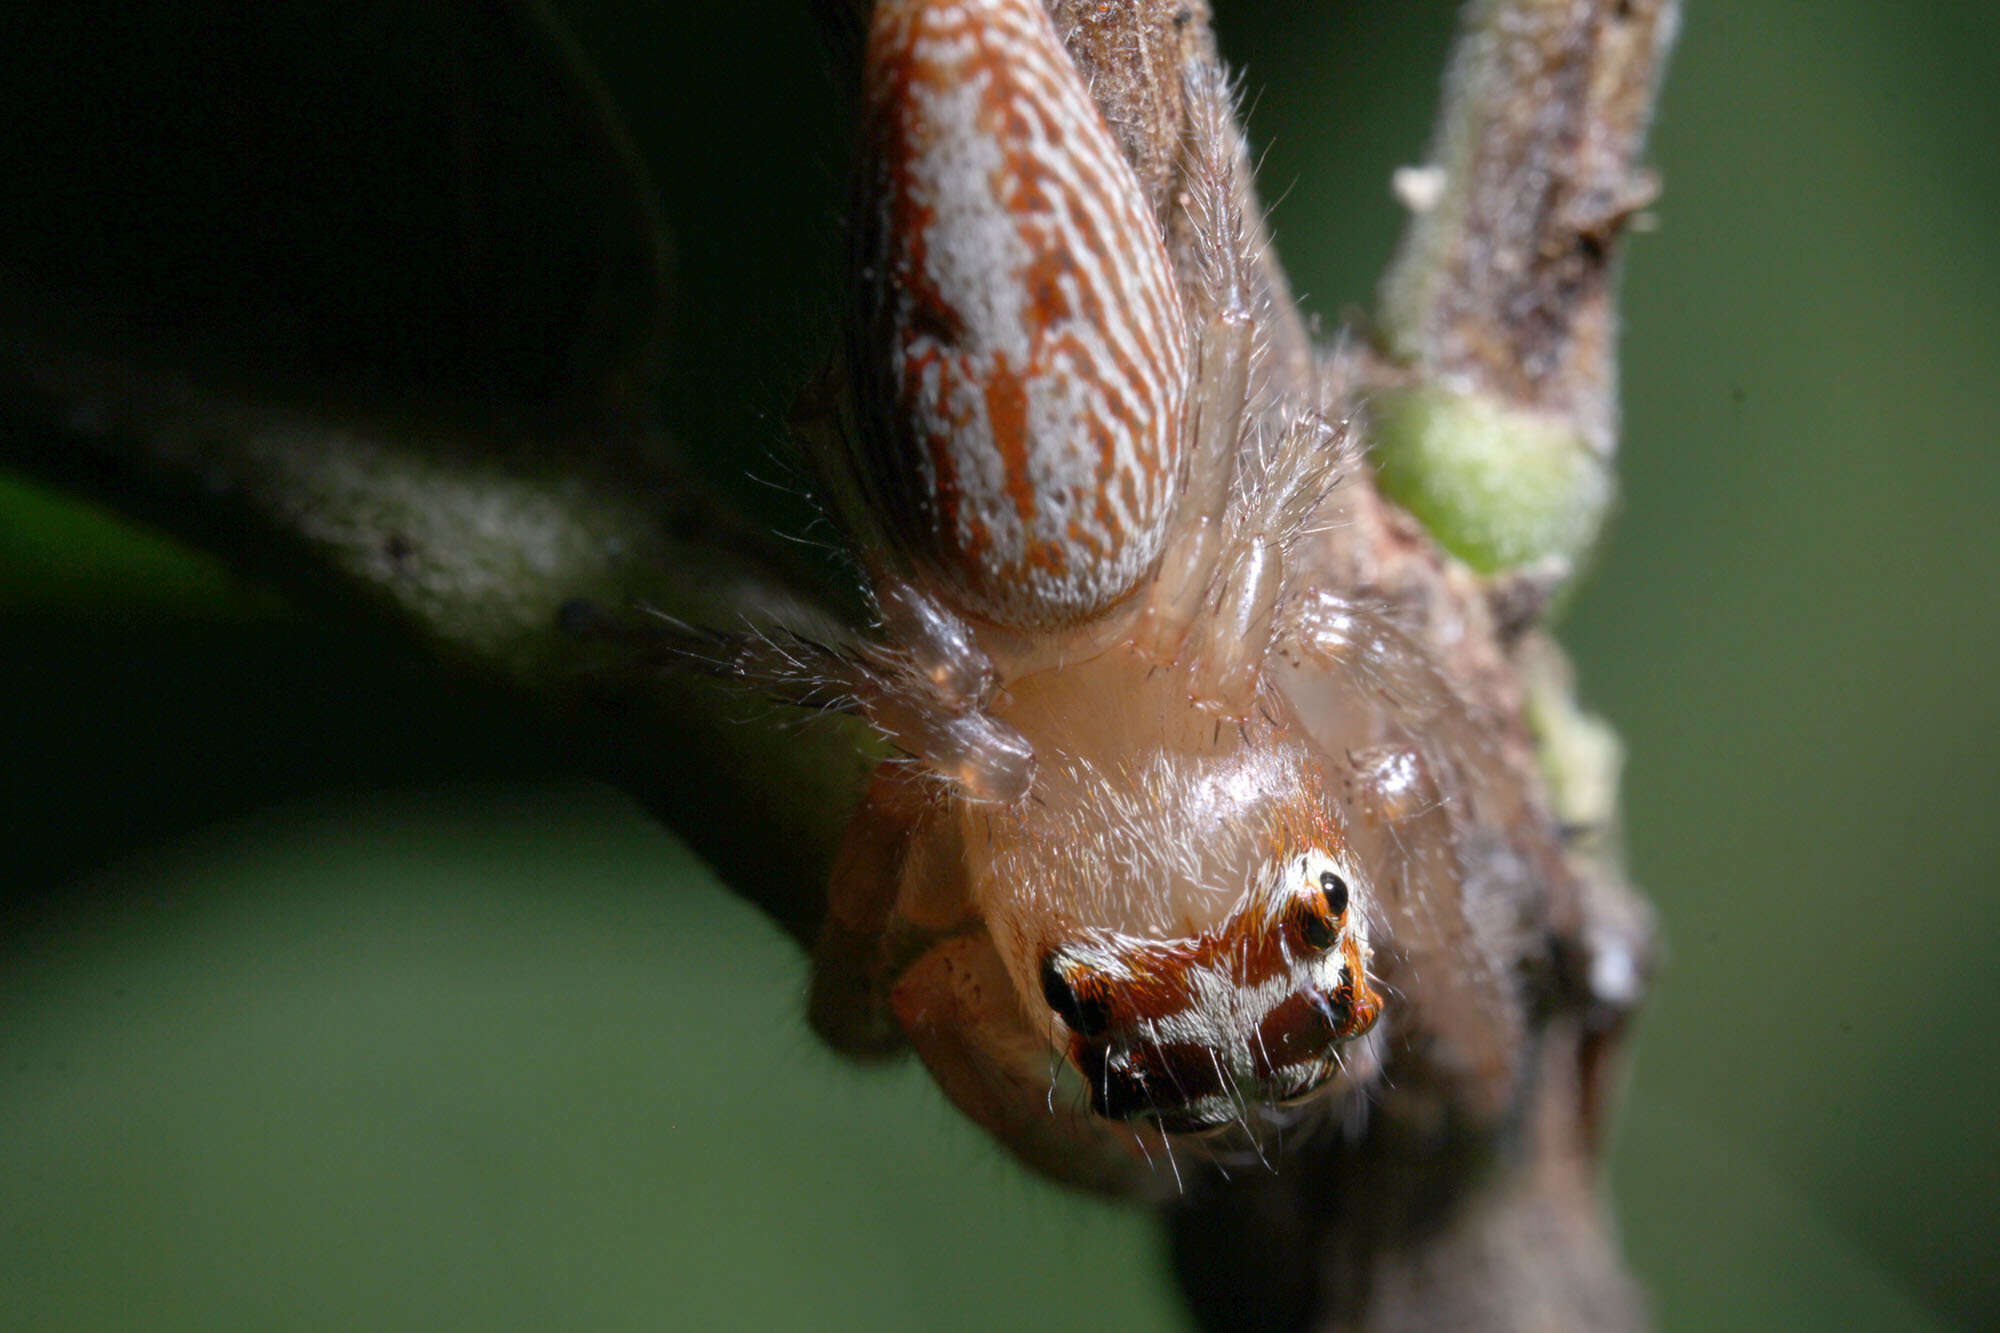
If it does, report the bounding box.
[681,0,1579,1196]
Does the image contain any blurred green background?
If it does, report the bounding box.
[2,2,1994,1329]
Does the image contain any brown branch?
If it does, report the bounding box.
[1367,0,1680,581]
[0,315,876,946]
[0,0,880,944]
[1378,0,1679,448]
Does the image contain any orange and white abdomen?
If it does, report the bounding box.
[849,0,1190,629]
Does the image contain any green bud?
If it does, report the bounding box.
[1367,383,1612,575]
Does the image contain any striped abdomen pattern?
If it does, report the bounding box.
[852,0,1190,629]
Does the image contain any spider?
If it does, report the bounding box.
[687,0,1584,1196]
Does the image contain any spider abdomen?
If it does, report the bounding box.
[851,0,1190,630]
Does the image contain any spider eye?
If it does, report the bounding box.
[1040,953,1112,1038]
[1318,869,1349,918]
[1300,906,1340,951]
[1296,867,1348,951]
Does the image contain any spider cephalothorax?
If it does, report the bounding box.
[1038,842,1381,1133]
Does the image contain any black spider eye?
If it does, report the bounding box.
[1300,908,1340,951]
[1041,954,1112,1038]
[1318,869,1349,918]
